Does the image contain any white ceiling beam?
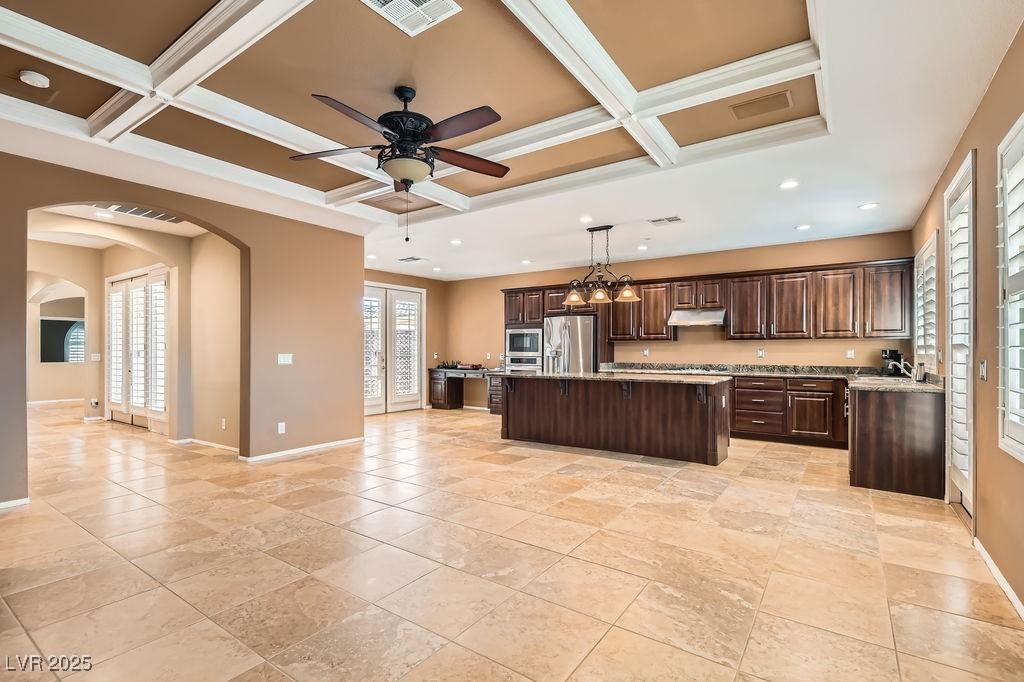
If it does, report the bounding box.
[325,180,393,206]
[806,0,832,130]
[633,41,821,118]
[89,0,314,141]
[500,0,676,167]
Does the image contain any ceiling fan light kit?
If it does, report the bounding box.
[292,85,510,191]
[564,224,640,306]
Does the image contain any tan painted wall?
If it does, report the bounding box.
[190,233,241,448]
[1,153,365,504]
[40,297,85,318]
[911,26,1024,601]
[445,231,914,405]
[26,242,104,415]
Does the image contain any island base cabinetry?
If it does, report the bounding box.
[501,377,730,465]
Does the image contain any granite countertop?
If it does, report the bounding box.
[600,362,881,380]
[847,377,945,394]
[492,371,732,385]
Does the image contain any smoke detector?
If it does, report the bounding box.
[19,70,50,89]
[362,0,462,37]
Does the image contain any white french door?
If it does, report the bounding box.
[363,284,424,415]
[107,269,168,433]
[945,153,975,513]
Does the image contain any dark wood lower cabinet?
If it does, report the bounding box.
[502,377,730,465]
[487,375,503,415]
[786,391,833,439]
[429,371,462,409]
[850,389,944,499]
[730,376,848,448]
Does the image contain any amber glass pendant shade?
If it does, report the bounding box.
[614,282,640,302]
[564,286,586,306]
[588,284,612,304]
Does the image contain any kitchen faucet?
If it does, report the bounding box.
[889,359,924,380]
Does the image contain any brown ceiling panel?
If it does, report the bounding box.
[1,0,218,64]
[135,107,364,191]
[203,0,596,149]
[569,0,809,90]
[0,45,118,117]
[436,128,645,197]
[364,192,439,215]
[659,75,819,147]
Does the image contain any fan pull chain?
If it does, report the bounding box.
[404,191,411,242]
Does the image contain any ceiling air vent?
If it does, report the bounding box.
[90,203,183,224]
[648,216,683,225]
[730,90,793,121]
[362,0,462,37]
[398,256,426,263]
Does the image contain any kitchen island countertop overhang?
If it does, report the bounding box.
[489,371,733,385]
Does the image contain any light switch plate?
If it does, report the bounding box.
[642,347,650,357]
[756,348,765,359]
[277,422,286,434]
[91,353,101,362]
[979,359,988,381]
[846,349,855,359]
[277,353,293,365]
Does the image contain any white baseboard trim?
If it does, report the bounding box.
[27,398,83,405]
[462,405,489,412]
[83,416,105,422]
[974,538,1024,621]
[168,437,239,453]
[0,497,30,510]
[241,436,364,463]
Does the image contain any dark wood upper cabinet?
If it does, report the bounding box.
[672,281,697,309]
[727,276,767,339]
[608,301,638,341]
[863,264,912,338]
[543,289,567,315]
[768,272,813,338]
[523,290,544,326]
[699,279,725,308]
[638,283,675,341]
[504,291,525,326]
[815,268,861,338]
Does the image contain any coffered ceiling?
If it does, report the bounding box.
[0,0,1021,278]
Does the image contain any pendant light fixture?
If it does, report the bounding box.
[564,224,640,306]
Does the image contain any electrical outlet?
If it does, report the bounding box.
[642,347,650,357]
[846,349,855,359]
[433,352,439,360]
[756,348,765,359]
[90,398,99,407]
[221,418,227,431]
[499,352,505,361]
[277,422,286,435]
[277,353,293,365]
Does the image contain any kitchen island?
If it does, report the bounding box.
[497,372,732,465]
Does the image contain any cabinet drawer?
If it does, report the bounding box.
[786,378,834,392]
[488,375,503,390]
[734,409,785,434]
[735,389,785,412]
[734,377,785,390]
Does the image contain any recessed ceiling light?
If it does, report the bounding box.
[579,215,593,224]
[521,259,532,265]
[94,211,114,219]
[859,202,879,210]
[637,244,649,251]
[432,267,441,272]
[450,238,462,245]
[366,254,377,260]
[795,224,811,231]
[19,70,50,89]
[779,179,799,190]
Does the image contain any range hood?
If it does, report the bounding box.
[667,309,726,326]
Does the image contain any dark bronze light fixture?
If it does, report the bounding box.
[564,224,640,306]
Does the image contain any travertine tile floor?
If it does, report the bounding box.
[2,402,1022,681]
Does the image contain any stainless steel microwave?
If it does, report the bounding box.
[505,328,542,356]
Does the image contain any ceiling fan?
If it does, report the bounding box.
[290,85,510,192]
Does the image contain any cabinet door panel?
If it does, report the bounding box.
[727,276,767,339]
[638,283,674,340]
[543,289,567,315]
[504,292,524,326]
[787,391,832,439]
[699,280,725,308]
[863,264,912,338]
[608,300,638,341]
[769,272,813,338]
[523,290,544,325]
[815,269,860,338]
[673,281,697,309]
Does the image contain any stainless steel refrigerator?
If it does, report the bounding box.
[543,315,597,374]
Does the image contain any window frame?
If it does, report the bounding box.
[998,111,1024,465]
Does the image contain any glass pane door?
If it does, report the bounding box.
[363,286,386,416]
[387,288,423,413]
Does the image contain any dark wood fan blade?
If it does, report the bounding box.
[431,147,510,178]
[425,106,500,143]
[289,146,380,161]
[312,94,394,137]
[394,180,406,193]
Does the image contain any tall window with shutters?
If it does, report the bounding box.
[914,234,938,372]
[998,113,1024,463]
